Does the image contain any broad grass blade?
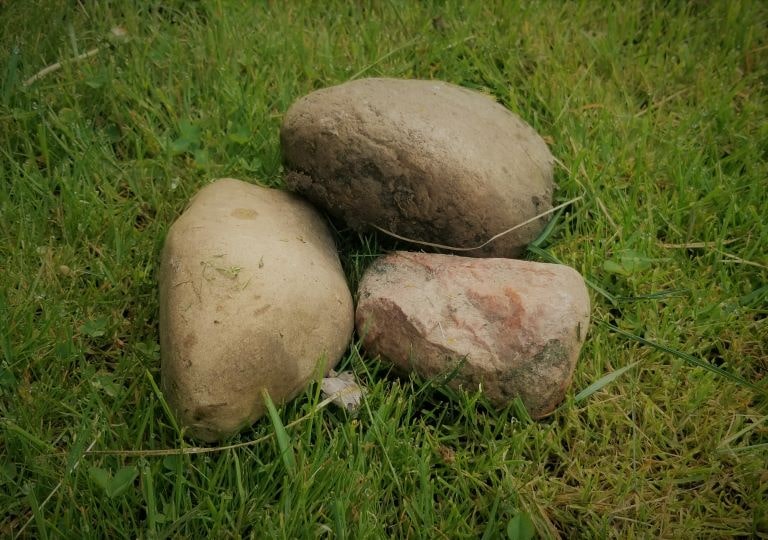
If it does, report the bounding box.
[599,321,766,395]
[262,390,296,475]
[574,361,642,403]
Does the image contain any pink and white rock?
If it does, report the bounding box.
[355,252,590,418]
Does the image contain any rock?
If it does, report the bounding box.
[159,179,354,441]
[355,252,590,418]
[281,78,555,258]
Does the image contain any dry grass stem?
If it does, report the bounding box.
[371,196,582,251]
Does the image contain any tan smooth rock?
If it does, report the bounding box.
[355,252,590,418]
[281,78,555,258]
[159,179,354,441]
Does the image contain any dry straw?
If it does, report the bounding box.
[371,196,582,251]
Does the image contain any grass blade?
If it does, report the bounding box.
[262,390,296,475]
[2,419,54,452]
[140,459,158,536]
[2,46,21,104]
[598,321,766,395]
[529,204,566,248]
[717,443,768,454]
[350,37,421,80]
[574,360,642,403]
[615,289,689,302]
[510,396,533,424]
[481,498,500,540]
[145,370,181,436]
[26,486,49,540]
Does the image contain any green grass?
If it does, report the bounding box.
[1,1,767,537]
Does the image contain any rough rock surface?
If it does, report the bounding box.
[159,179,354,441]
[355,252,590,418]
[281,78,555,258]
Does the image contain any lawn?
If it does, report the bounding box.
[1,1,767,538]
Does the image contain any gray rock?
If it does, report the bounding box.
[281,78,555,258]
[355,252,590,418]
[159,179,354,441]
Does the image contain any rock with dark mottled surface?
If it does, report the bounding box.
[159,179,354,441]
[355,252,590,418]
[281,78,555,258]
